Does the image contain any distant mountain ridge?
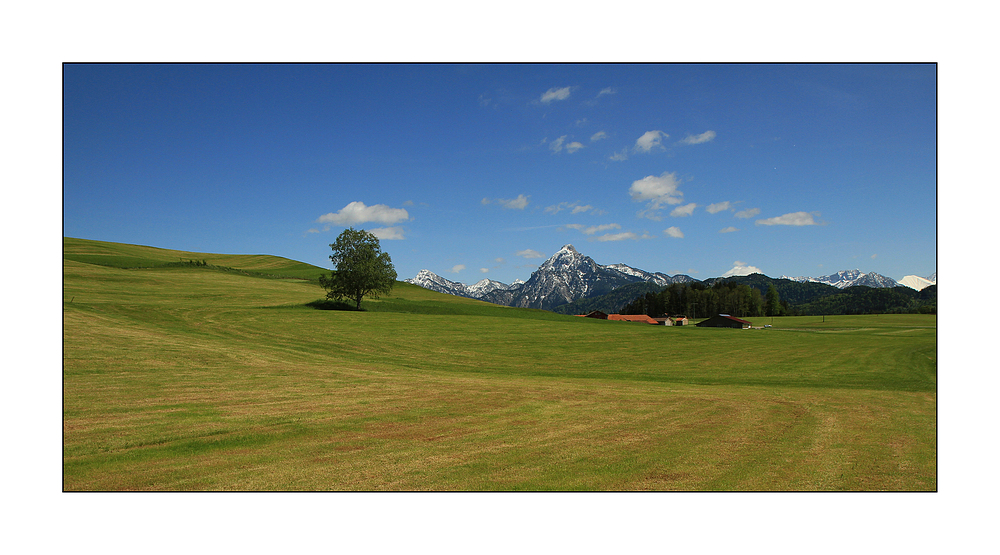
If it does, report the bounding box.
[780,269,901,289]
[405,244,695,311]
[406,245,934,311]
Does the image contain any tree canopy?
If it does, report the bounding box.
[319,228,396,310]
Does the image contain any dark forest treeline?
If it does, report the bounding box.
[618,274,936,317]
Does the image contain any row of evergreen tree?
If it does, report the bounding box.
[619,275,936,317]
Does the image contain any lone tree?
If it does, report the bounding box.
[764,283,783,317]
[319,228,397,310]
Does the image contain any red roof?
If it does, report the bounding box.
[607,314,659,324]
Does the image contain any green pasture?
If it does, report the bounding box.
[63,238,936,490]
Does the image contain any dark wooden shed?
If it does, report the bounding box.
[695,314,752,329]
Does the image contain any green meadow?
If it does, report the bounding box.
[63,238,936,490]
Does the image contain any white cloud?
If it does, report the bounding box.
[735,207,761,219]
[706,201,731,214]
[719,226,739,233]
[755,211,821,226]
[495,258,506,264]
[317,201,410,226]
[590,131,608,142]
[484,194,530,210]
[546,202,597,215]
[629,172,684,210]
[598,87,616,96]
[516,249,545,259]
[565,141,584,153]
[871,254,878,259]
[609,149,629,161]
[634,130,668,153]
[449,264,466,273]
[550,135,567,152]
[722,261,763,277]
[670,203,697,217]
[665,226,684,238]
[582,223,621,235]
[540,86,571,103]
[369,226,405,240]
[679,130,717,145]
[594,232,638,242]
[480,268,489,273]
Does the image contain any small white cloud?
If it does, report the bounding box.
[722,261,763,277]
[480,268,489,273]
[719,226,739,233]
[706,201,731,214]
[756,211,821,226]
[598,87,616,97]
[665,226,684,238]
[590,131,608,142]
[679,130,717,145]
[594,232,638,242]
[485,194,530,210]
[540,86,572,103]
[550,135,567,152]
[565,141,584,153]
[629,171,684,210]
[547,202,597,215]
[369,226,405,240]
[571,204,593,214]
[450,264,466,274]
[495,258,506,264]
[634,130,668,153]
[402,200,415,206]
[609,149,629,161]
[871,254,878,259]
[516,249,545,259]
[735,208,761,219]
[582,223,621,235]
[306,228,321,234]
[317,201,410,226]
[670,203,697,217]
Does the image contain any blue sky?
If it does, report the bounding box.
[64,63,936,284]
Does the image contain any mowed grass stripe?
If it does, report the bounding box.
[63,238,936,490]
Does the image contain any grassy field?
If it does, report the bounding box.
[63,238,936,490]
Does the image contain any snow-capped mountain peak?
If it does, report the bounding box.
[780,269,899,289]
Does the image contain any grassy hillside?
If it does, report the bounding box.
[63,238,936,491]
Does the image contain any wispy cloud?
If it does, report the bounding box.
[679,130,717,145]
[719,226,739,233]
[735,208,761,219]
[634,130,668,153]
[670,203,697,217]
[755,211,822,226]
[549,136,566,152]
[484,194,530,210]
[449,264,466,274]
[594,232,638,242]
[706,201,731,214]
[545,202,600,215]
[565,141,584,153]
[590,131,608,142]
[540,86,572,103]
[317,201,410,226]
[480,268,490,273]
[598,87,616,97]
[582,223,621,235]
[516,249,545,259]
[722,261,762,277]
[369,226,405,240]
[665,226,684,238]
[609,149,629,162]
[549,135,583,154]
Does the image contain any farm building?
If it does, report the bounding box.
[695,314,752,329]
[668,315,688,326]
[607,314,660,325]
[579,310,608,319]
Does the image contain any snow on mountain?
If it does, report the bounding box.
[780,269,900,289]
[899,272,937,291]
[405,244,692,310]
[404,269,473,298]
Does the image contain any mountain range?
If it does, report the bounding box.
[405,244,695,311]
[405,245,935,311]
